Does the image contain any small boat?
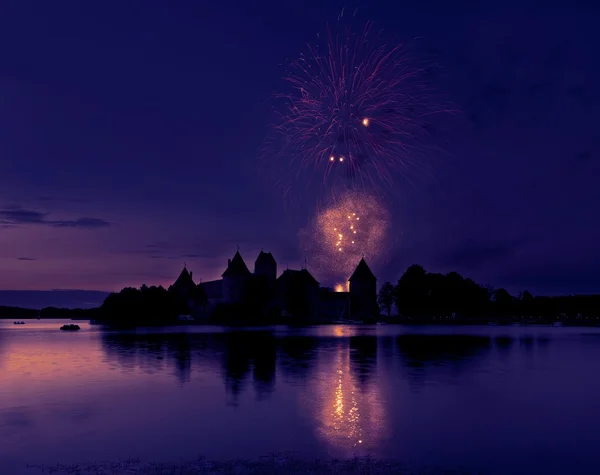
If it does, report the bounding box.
[13,321,25,325]
[60,324,80,331]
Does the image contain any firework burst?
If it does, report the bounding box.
[264,20,451,202]
[299,190,390,287]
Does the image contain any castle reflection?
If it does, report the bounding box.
[99,327,543,451]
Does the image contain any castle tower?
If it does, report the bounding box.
[348,257,378,319]
[254,251,277,292]
[168,265,197,313]
[221,250,252,303]
[169,265,196,297]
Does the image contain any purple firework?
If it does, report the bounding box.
[264,21,451,200]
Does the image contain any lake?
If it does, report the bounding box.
[1,320,600,474]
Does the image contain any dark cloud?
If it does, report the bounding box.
[16,257,36,261]
[526,81,552,97]
[37,196,93,203]
[138,240,256,261]
[144,241,174,251]
[480,83,511,110]
[0,208,47,224]
[567,86,593,107]
[0,207,111,229]
[50,217,111,228]
[498,261,600,296]
[436,238,526,272]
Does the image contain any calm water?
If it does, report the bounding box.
[1,320,600,474]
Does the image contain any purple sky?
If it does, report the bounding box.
[0,0,599,306]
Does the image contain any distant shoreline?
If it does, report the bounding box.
[3,314,600,328]
[0,305,98,320]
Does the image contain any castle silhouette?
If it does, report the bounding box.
[168,249,379,321]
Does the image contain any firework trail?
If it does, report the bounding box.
[299,190,390,288]
[264,20,451,203]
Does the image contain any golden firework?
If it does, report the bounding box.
[299,190,390,285]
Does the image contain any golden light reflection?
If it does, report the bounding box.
[303,340,388,457]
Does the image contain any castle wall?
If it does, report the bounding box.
[223,275,250,304]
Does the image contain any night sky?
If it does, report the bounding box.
[0,0,598,307]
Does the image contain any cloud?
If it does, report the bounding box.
[50,217,111,228]
[436,238,526,272]
[0,207,111,229]
[37,196,94,203]
[136,240,250,261]
[0,208,47,224]
[498,261,600,296]
[567,86,593,107]
[16,257,36,261]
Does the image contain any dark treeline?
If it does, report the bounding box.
[378,264,600,324]
[0,306,37,318]
[98,285,183,327]
[0,305,98,319]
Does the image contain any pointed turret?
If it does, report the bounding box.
[169,265,197,312]
[172,265,196,288]
[349,257,376,283]
[222,250,252,278]
[221,250,252,303]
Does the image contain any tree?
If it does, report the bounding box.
[395,264,428,317]
[492,288,514,317]
[99,285,179,327]
[377,282,395,317]
[518,290,534,317]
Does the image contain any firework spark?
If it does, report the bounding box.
[300,190,390,286]
[264,20,450,201]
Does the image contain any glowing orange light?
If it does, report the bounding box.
[330,156,335,162]
[362,118,369,126]
[339,156,344,162]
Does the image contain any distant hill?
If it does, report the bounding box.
[0,290,109,310]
